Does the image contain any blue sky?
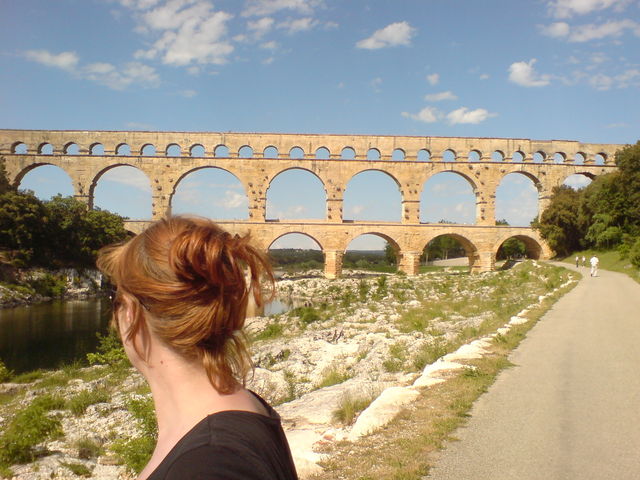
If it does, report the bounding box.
[3,0,639,249]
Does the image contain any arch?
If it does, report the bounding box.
[141,143,156,156]
[268,232,323,251]
[344,233,399,271]
[64,142,79,155]
[417,149,430,162]
[421,171,477,224]
[533,151,545,163]
[90,143,104,155]
[116,143,131,155]
[166,143,181,156]
[442,149,456,162]
[315,147,330,159]
[12,142,27,154]
[492,150,504,162]
[92,164,153,219]
[264,146,278,158]
[367,148,381,160]
[214,144,229,157]
[595,153,606,165]
[511,151,524,163]
[344,170,402,221]
[495,172,540,227]
[190,144,206,157]
[238,145,253,158]
[494,234,543,260]
[17,164,74,200]
[468,150,481,162]
[38,143,54,155]
[563,173,593,190]
[574,152,586,164]
[553,152,565,164]
[392,148,405,161]
[172,167,248,220]
[266,168,325,220]
[289,146,304,159]
[341,147,356,160]
[421,233,476,271]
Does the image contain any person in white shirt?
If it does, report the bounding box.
[590,255,599,277]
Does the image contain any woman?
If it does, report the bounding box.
[97,216,298,480]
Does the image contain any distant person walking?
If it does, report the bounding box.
[582,255,586,267]
[576,256,580,267]
[590,255,599,277]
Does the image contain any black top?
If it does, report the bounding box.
[147,393,298,480]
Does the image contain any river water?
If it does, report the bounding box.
[0,297,291,375]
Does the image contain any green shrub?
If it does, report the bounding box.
[291,306,321,327]
[75,437,104,459]
[27,273,67,297]
[11,369,44,384]
[67,389,110,416]
[629,237,640,269]
[110,396,157,474]
[0,398,62,465]
[254,322,284,341]
[60,461,92,477]
[0,359,12,382]
[332,391,377,425]
[87,331,129,368]
[316,365,352,389]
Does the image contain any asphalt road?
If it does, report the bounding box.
[427,263,640,480]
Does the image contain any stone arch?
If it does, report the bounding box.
[533,151,546,163]
[264,146,278,158]
[443,149,456,162]
[15,163,75,198]
[595,153,606,165]
[190,144,206,157]
[495,172,541,227]
[511,150,524,163]
[417,149,431,161]
[64,142,79,155]
[38,142,54,155]
[267,232,324,251]
[562,172,594,190]
[90,143,104,155]
[214,144,229,157]
[88,165,153,220]
[141,143,156,156]
[341,147,356,160]
[392,148,405,161]
[289,146,304,159]
[344,232,401,269]
[266,168,326,220]
[367,148,381,160]
[315,147,330,159]
[492,150,505,162]
[553,152,566,164]
[116,143,131,155]
[574,152,586,164]
[344,169,402,221]
[12,141,27,154]
[468,150,481,162]
[171,166,248,220]
[421,232,477,270]
[494,234,543,260]
[420,171,478,224]
[166,143,181,156]
[238,145,253,158]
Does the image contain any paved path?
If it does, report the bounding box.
[427,263,640,480]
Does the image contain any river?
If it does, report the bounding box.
[0,297,292,375]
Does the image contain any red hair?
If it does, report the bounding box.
[97,216,274,394]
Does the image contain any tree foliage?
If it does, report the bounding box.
[0,191,129,268]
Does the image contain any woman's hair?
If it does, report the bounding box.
[96,215,274,394]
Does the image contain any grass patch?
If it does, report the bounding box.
[67,389,110,416]
[316,365,352,389]
[332,390,378,425]
[60,461,92,477]
[254,321,285,341]
[110,396,157,474]
[75,437,104,459]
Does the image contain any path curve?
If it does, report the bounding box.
[427,263,640,479]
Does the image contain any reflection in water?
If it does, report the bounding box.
[0,299,112,374]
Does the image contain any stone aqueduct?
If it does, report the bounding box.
[0,129,621,278]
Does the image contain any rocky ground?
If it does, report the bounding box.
[0,261,574,479]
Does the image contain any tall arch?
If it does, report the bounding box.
[91,164,152,219]
[18,164,74,200]
[421,171,477,224]
[266,168,325,220]
[344,170,402,222]
[495,172,540,226]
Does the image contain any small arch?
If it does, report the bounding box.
[12,142,27,154]
[266,168,325,220]
[345,233,399,272]
[468,150,481,162]
[166,144,181,156]
[172,167,248,220]
[553,152,565,164]
[64,143,79,155]
[574,152,586,164]
[289,146,304,159]
[315,147,330,159]
[344,170,401,221]
[141,144,156,156]
[416,149,430,161]
[264,146,278,158]
[341,147,356,160]
[116,143,131,155]
[367,148,381,160]
[239,145,253,158]
[533,151,545,163]
[191,144,206,157]
[492,150,504,162]
[495,235,542,261]
[421,233,475,273]
[392,148,405,161]
[594,153,606,165]
[90,143,104,155]
[442,149,456,162]
[214,145,229,157]
[511,151,524,163]
[18,164,74,200]
[39,143,54,155]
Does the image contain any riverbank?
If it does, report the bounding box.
[0,261,576,479]
[0,268,103,308]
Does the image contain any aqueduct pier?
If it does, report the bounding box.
[0,130,621,277]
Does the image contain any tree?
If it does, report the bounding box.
[384,242,397,265]
[532,185,585,256]
[0,157,14,195]
[614,141,640,230]
[0,191,49,265]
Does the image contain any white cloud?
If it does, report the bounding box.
[102,166,152,192]
[179,89,197,97]
[547,0,631,19]
[277,17,318,34]
[356,21,416,50]
[248,16,275,38]
[588,68,640,90]
[424,91,457,102]
[242,0,323,17]
[479,73,490,80]
[24,50,79,70]
[402,106,441,123]
[446,107,497,125]
[371,77,383,92]
[216,191,247,209]
[606,122,629,128]
[84,61,160,90]
[508,59,551,87]
[540,21,570,38]
[260,40,279,50]
[426,73,439,85]
[567,19,639,42]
